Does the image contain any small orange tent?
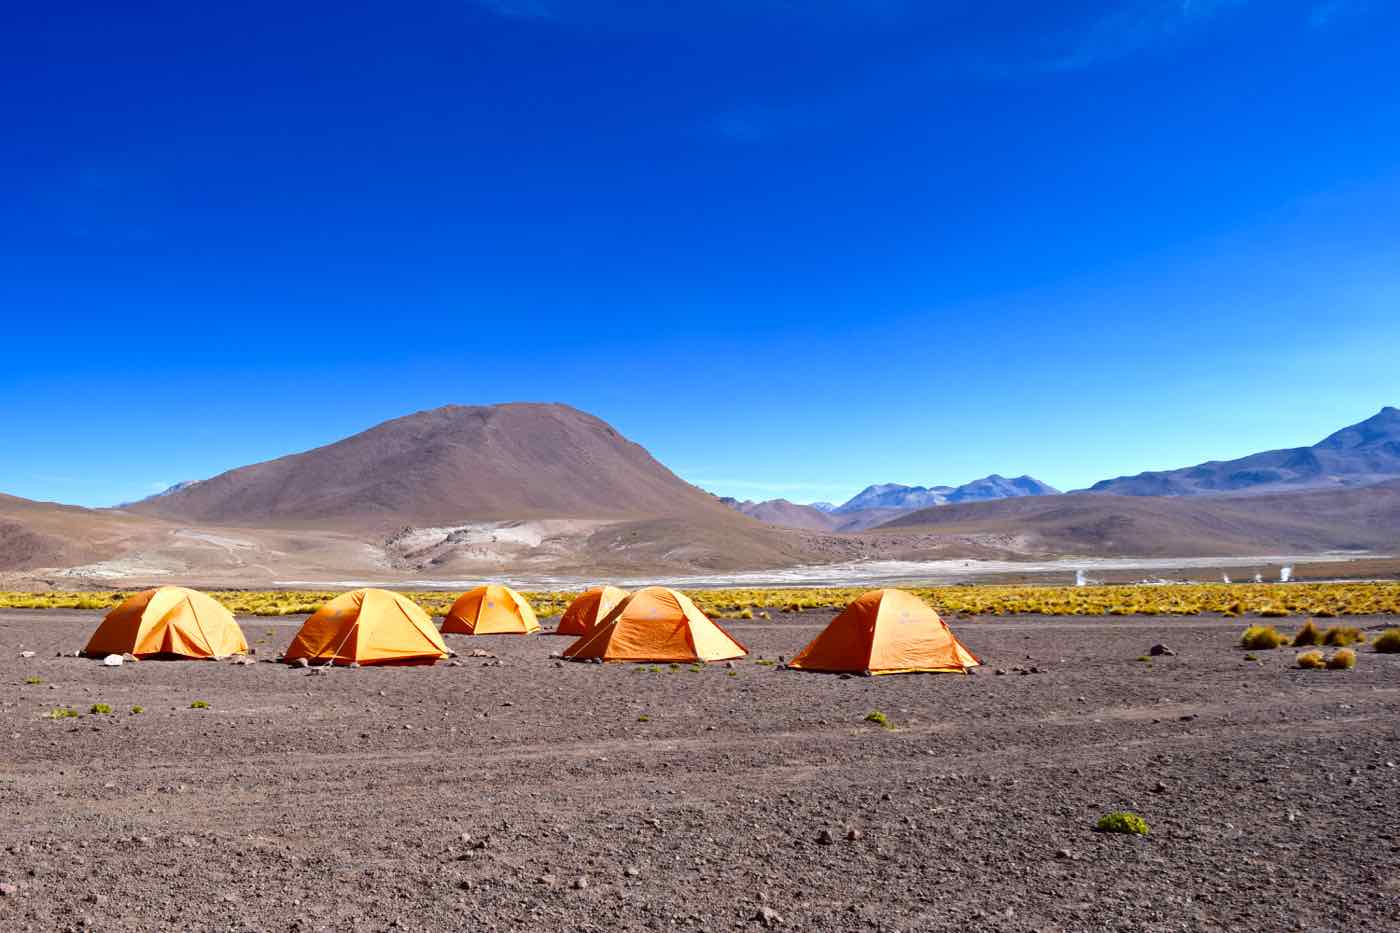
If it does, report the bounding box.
[562,586,746,663]
[283,589,448,666]
[788,588,980,675]
[442,584,539,635]
[83,586,247,659]
[556,585,629,637]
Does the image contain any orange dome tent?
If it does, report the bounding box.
[283,589,448,666]
[442,584,539,635]
[83,586,247,659]
[788,588,980,675]
[562,586,746,664]
[556,585,629,637]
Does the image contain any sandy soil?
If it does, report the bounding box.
[3,610,1399,932]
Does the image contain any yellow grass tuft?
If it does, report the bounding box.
[1291,620,1323,646]
[1322,625,1364,647]
[1296,650,1326,670]
[1241,625,1284,650]
[1375,629,1400,654]
[1326,648,1357,670]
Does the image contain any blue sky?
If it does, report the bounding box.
[3,0,1398,508]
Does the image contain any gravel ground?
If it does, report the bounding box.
[2,609,1399,932]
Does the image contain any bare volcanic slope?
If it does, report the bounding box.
[719,498,841,532]
[876,481,1400,557]
[0,494,167,572]
[1088,406,1400,496]
[128,403,773,530]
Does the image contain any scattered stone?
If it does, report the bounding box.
[457,879,474,891]
[449,660,463,667]
[1055,848,1073,860]
[1149,644,1175,657]
[101,654,123,667]
[1152,781,1168,793]
[19,651,35,659]
[571,876,589,890]
[293,658,310,669]
[121,653,137,663]
[472,836,490,850]
[995,669,1006,676]
[1179,714,1198,722]
[724,661,736,669]
[624,866,640,878]
[845,828,862,842]
[0,882,19,897]
[537,874,557,887]
[468,649,495,658]
[752,906,784,927]
[816,829,835,846]
[348,661,361,669]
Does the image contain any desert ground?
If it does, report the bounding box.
[3,609,1399,932]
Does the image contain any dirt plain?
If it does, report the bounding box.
[3,609,1399,932]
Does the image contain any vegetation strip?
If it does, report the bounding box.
[2,582,1399,618]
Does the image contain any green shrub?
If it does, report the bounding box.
[1296,650,1325,670]
[130,705,144,715]
[1095,812,1149,835]
[1257,604,1290,618]
[755,659,776,667]
[46,707,79,719]
[89,703,112,715]
[190,700,210,709]
[1326,649,1357,670]
[1135,656,1152,663]
[23,675,41,685]
[1323,625,1364,647]
[1292,621,1323,647]
[726,670,737,677]
[637,714,650,722]
[864,710,893,730]
[1243,653,1259,662]
[1241,625,1284,650]
[687,664,704,673]
[1375,629,1400,654]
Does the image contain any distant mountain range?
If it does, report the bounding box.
[721,474,1060,531]
[1088,406,1400,497]
[721,408,1400,532]
[3,403,1398,584]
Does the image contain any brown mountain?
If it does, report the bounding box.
[130,403,748,528]
[877,481,1400,557]
[719,498,842,532]
[0,494,164,572]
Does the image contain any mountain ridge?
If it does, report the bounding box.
[1087,407,1400,497]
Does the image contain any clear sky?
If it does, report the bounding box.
[4,0,1398,508]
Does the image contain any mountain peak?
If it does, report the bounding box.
[1090,406,1400,496]
[126,402,734,527]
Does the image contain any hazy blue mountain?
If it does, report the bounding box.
[1087,407,1400,496]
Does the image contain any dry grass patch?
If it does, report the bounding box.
[1375,629,1400,654]
[1296,650,1326,670]
[1326,649,1357,670]
[1291,620,1323,646]
[1241,625,1284,650]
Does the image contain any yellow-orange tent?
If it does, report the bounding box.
[283,589,448,666]
[556,585,629,637]
[83,586,247,659]
[562,586,746,663]
[788,588,980,675]
[442,584,539,635]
